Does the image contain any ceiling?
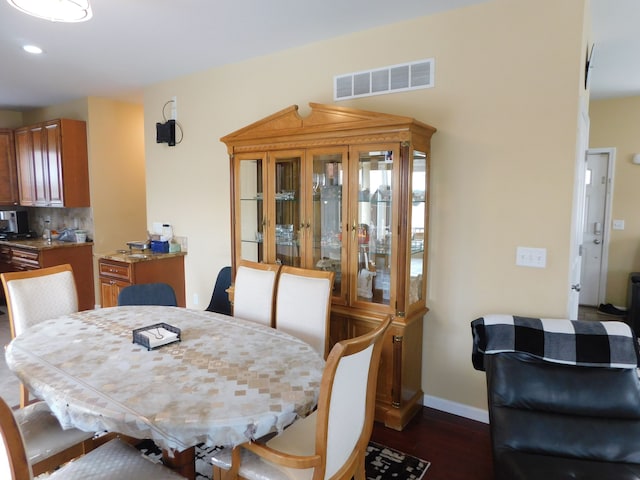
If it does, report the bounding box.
[0,0,636,111]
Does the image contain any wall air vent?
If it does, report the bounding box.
[334,58,434,101]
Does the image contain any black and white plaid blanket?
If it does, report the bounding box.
[471,314,640,371]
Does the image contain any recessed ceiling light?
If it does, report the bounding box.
[7,0,93,23]
[23,44,43,54]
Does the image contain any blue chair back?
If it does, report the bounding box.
[206,266,232,315]
[117,283,177,307]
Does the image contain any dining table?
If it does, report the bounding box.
[5,305,325,479]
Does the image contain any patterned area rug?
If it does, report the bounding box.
[137,439,430,480]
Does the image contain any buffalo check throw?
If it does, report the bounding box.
[471,314,640,371]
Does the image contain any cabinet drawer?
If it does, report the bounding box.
[11,248,40,269]
[99,260,132,281]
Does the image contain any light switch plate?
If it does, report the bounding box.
[516,246,547,268]
[613,219,625,230]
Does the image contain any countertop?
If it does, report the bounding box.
[0,239,93,250]
[98,250,186,263]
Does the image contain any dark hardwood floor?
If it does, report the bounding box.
[371,407,494,480]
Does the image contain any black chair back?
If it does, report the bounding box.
[206,266,232,315]
[117,283,177,306]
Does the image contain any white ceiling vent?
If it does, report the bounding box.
[334,58,434,101]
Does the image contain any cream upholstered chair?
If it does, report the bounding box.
[1,264,79,407]
[274,266,335,359]
[232,260,281,327]
[1,264,95,476]
[0,396,184,480]
[211,315,392,480]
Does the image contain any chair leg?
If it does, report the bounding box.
[353,456,366,480]
[19,384,30,408]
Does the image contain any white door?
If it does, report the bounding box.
[567,102,589,319]
[579,149,615,306]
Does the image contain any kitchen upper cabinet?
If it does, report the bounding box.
[14,119,90,207]
[0,129,19,206]
[223,103,436,430]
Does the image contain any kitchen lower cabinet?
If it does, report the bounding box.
[0,242,95,311]
[223,103,436,430]
[98,253,186,308]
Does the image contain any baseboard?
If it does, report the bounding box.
[423,394,489,424]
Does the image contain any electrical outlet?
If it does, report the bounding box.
[193,293,199,305]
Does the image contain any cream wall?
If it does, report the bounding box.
[7,98,146,306]
[0,110,23,129]
[590,96,640,306]
[143,0,588,412]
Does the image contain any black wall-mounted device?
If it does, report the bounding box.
[156,119,176,146]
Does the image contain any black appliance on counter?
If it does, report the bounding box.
[0,210,37,240]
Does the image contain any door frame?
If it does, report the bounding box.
[582,147,616,306]
[567,99,589,319]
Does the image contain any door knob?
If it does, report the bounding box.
[594,239,601,244]
[571,284,581,292]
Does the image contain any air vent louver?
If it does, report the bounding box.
[334,58,434,101]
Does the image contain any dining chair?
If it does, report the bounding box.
[232,260,281,326]
[274,266,335,359]
[0,396,185,480]
[117,282,178,306]
[1,264,79,407]
[211,314,393,480]
[1,264,96,476]
[205,266,232,315]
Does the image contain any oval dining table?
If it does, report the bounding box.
[5,305,325,479]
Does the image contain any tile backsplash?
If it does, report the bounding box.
[28,207,94,239]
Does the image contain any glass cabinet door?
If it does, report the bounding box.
[309,148,347,302]
[235,153,266,263]
[351,145,399,310]
[269,151,302,266]
[408,149,428,308]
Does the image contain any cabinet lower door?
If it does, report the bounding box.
[100,279,130,307]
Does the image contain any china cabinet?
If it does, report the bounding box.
[14,119,90,207]
[0,129,19,205]
[222,103,436,430]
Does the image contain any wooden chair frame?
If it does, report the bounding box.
[1,264,94,476]
[1,264,78,407]
[0,396,31,480]
[219,315,393,480]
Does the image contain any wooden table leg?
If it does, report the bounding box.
[162,446,196,480]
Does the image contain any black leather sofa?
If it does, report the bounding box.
[472,315,640,480]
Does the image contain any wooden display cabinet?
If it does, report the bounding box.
[222,103,436,430]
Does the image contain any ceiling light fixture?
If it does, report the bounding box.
[23,44,43,54]
[7,0,93,22]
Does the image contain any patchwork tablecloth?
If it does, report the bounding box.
[6,306,324,452]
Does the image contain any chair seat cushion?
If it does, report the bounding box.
[497,450,640,480]
[14,401,94,464]
[48,438,184,479]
